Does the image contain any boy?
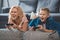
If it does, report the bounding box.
[25,8,60,40]
[29,8,60,34]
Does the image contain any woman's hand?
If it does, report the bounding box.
[12,24,17,28]
[18,25,22,29]
[5,24,13,30]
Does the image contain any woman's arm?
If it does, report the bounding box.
[8,17,18,28]
[18,15,28,31]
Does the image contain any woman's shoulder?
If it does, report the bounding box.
[22,14,28,22]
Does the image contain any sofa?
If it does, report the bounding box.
[0,0,60,40]
[0,29,24,40]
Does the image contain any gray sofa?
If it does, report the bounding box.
[0,0,60,40]
[0,29,60,40]
[0,29,24,40]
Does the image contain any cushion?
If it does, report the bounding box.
[0,29,24,40]
[36,0,59,13]
[20,0,37,13]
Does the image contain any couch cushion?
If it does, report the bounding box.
[0,29,24,40]
[23,31,59,40]
[36,0,59,13]
[0,16,8,28]
[2,0,20,13]
[20,0,37,13]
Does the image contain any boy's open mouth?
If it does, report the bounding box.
[40,18,46,22]
[41,18,44,20]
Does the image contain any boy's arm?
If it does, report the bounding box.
[38,25,54,32]
[28,19,35,27]
[43,28,54,32]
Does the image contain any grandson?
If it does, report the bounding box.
[28,8,60,33]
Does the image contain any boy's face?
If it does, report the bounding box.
[39,10,49,22]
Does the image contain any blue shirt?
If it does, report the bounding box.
[28,17,60,35]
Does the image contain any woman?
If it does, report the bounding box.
[7,6,28,32]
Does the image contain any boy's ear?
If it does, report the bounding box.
[48,15,50,18]
[47,13,50,17]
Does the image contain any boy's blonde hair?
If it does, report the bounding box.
[39,8,50,13]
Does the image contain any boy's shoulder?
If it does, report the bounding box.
[47,17,54,21]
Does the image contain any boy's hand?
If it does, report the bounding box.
[37,25,54,32]
[38,25,44,30]
[29,26,35,31]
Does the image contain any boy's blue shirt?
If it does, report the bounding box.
[28,17,60,32]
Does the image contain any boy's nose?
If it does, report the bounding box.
[41,15,43,17]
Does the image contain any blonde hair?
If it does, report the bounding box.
[39,8,50,13]
[8,6,24,25]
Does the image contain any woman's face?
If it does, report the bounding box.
[39,10,49,22]
[10,8,18,20]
